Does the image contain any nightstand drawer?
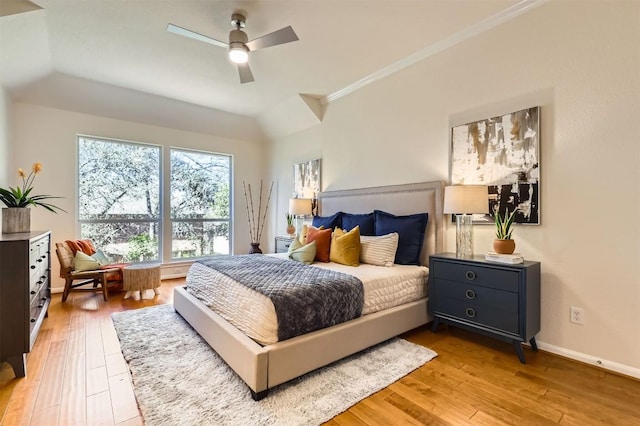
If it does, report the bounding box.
[434,297,519,335]
[275,237,294,253]
[431,260,519,292]
[431,278,518,313]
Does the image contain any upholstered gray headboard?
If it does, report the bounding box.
[318,181,444,266]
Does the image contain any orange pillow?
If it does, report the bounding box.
[306,227,332,262]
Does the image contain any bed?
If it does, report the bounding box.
[174,180,444,400]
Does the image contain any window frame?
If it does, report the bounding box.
[168,147,233,260]
[76,135,234,264]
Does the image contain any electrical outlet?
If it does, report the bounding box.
[570,307,584,324]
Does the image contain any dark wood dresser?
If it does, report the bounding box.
[0,230,51,377]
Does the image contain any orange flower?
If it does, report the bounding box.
[32,162,42,174]
[17,168,25,178]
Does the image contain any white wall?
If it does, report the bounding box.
[0,87,10,186]
[10,102,265,289]
[268,2,640,373]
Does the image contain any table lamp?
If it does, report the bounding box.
[443,185,489,258]
[288,198,312,234]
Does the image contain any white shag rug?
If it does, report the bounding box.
[112,304,437,425]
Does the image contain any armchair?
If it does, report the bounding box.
[55,241,123,302]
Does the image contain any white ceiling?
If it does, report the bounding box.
[0,0,527,139]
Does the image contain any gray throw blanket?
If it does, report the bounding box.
[197,255,364,342]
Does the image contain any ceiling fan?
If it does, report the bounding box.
[167,13,299,84]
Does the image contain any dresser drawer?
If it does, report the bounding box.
[29,284,50,336]
[431,260,519,292]
[431,278,518,313]
[433,296,519,335]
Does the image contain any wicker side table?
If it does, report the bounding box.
[123,263,161,300]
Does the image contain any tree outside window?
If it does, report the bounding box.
[77,137,232,263]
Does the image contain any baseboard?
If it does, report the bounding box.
[536,340,640,380]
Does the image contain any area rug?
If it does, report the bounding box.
[112,304,437,425]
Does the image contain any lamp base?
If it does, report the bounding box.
[455,214,474,258]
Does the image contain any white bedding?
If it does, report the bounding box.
[186,255,428,345]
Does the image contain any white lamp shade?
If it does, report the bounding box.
[443,185,489,214]
[289,198,312,216]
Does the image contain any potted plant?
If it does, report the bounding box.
[286,213,296,235]
[493,207,518,254]
[0,162,65,233]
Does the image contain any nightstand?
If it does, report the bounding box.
[275,235,296,253]
[429,253,541,364]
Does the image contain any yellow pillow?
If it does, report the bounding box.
[330,226,361,267]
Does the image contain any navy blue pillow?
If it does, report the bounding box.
[342,212,375,236]
[312,212,342,229]
[374,210,429,265]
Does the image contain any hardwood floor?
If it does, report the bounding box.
[1,278,639,425]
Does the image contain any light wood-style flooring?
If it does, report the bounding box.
[1,278,639,425]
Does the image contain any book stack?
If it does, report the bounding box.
[485,251,524,264]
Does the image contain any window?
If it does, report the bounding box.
[170,149,231,259]
[77,137,232,264]
[78,136,161,262]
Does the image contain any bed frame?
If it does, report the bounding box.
[174,180,444,400]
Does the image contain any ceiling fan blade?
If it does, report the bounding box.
[238,63,255,84]
[246,26,298,51]
[166,23,228,48]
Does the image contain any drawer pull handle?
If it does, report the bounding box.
[30,290,36,295]
[30,318,36,323]
[38,304,43,308]
[465,271,476,280]
[31,265,36,269]
[465,308,476,318]
[465,289,476,299]
[41,255,46,259]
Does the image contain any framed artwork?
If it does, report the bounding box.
[450,106,540,225]
[294,158,321,215]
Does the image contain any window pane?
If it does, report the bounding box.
[80,222,160,262]
[170,150,230,219]
[79,137,160,220]
[172,221,230,259]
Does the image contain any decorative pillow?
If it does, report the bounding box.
[74,251,101,272]
[91,249,110,265]
[287,239,317,265]
[341,212,375,236]
[360,232,399,267]
[312,212,342,230]
[330,226,361,267]
[374,210,428,265]
[305,227,332,262]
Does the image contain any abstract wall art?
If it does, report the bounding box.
[293,158,321,215]
[450,106,540,224]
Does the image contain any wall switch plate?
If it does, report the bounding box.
[570,306,584,324]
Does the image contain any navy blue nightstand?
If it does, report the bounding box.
[429,253,541,364]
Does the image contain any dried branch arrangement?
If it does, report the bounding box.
[242,180,274,244]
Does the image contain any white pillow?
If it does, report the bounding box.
[73,251,101,272]
[360,232,399,267]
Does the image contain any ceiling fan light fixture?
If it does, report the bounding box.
[229,43,249,64]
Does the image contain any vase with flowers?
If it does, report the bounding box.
[493,207,518,254]
[0,162,65,233]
